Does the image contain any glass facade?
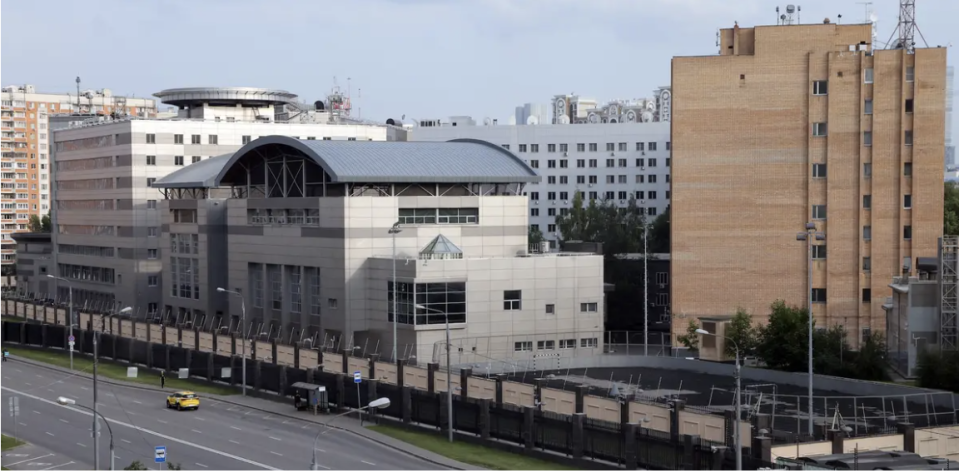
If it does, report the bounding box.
[388,281,467,325]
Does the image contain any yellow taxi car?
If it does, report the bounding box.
[166,391,200,411]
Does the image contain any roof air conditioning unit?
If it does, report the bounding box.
[642,151,646,156]
[640,200,646,204]
[641,166,646,170]
[620,200,626,204]
[534,200,540,204]
[552,201,557,204]
[564,152,568,157]
[611,152,615,157]
[564,200,569,204]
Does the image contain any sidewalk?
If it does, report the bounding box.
[5,354,480,471]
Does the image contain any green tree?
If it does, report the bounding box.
[41,212,52,232]
[850,331,888,381]
[917,350,959,392]
[124,461,148,471]
[677,320,700,351]
[946,181,959,235]
[648,205,670,253]
[725,308,759,358]
[528,225,544,246]
[167,463,182,471]
[812,325,851,377]
[555,193,648,257]
[555,191,601,243]
[754,300,811,372]
[27,214,42,233]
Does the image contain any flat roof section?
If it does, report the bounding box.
[153,87,298,107]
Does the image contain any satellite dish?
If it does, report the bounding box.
[640,111,653,123]
[508,116,517,125]
[559,115,570,125]
[587,113,600,124]
[483,117,492,126]
[526,116,539,125]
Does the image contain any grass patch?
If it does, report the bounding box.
[5,346,238,396]
[368,425,577,470]
[2,434,24,451]
[2,316,25,323]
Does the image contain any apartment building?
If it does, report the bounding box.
[410,89,672,245]
[671,21,947,347]
[151,136,605,361]
[49,87,406,314]
[1,84,156,267]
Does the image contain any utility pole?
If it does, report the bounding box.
[643,223,648,357]
[92,331,100,470]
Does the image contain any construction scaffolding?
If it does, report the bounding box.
[940,236,959,352]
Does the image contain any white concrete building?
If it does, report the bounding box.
[48,87,405,313]
[151,136,606,362]
[409,90,672,245]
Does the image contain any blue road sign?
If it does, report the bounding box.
[353,371,362,384]
[68,335,75,342]
[155,446,167,463]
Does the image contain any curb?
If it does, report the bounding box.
[5,355,471,471]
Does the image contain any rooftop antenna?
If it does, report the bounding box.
[75,76,81,113]
[857,2,873,23]
[776,6,780,25]
[884,0,928,53]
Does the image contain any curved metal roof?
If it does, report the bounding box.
[153,87,298,107]
[152,136,539,189]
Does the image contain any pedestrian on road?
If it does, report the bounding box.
[2,350,7,362]
[160,371,165,389]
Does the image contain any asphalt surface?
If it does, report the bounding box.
[0,361,444,470]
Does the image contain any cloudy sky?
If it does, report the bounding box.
[2,0,957,126]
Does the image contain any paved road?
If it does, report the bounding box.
[1,361,444,470]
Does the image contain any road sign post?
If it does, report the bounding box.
[155,446,167,464]
[353,371,362,425]
[68,334,75,352]
[9,396,19,442]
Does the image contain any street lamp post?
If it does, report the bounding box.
[643,222,649,357]
[46,275,74,370]
[217,288,247,396]
[389,222,402,362]
[697,328,741,471]
[311,397,391,470]
[417,304,453,442]
[57,396,116,470]
[90,305,129,471]
[796,222,825,436]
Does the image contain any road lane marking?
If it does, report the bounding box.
[76,443,86,448]
[263,415,271,420]
[58,418,69,423]
[132,400,142,405]
[32,410,41,415]
[2,376,9,380]
[270,451,282,456]
[2,386,280,471]
[121,439,131,444]
[316,449,325,453]
[45,431,55,437]
[195,416,205,421]
[13,369,22,373]
[313,464,330,470]
[281,420,290,425]
[229,440,240,445]
[156,419,168,424]
[195,463,209,469]
[36,374,44,378]
[192,429,202,434]
[80,387,89,391]
[42,461,75,470]
[5,454,54,467]
[230,426,241,431]
[269,436,281,441]
[24,382,32,386]
[46,389,55,393]
[361,460,376,466]
[18,422,26,426]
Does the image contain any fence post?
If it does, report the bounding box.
[440,392,451,434]
[478,398,490,440]
[211,331,217,354]
[460,368,472,399]
[897,422,916,453]
[335,373,346,409]
[427,362,439,394]
[368,379,378,421]
[279,365,288,395]
[341,350,348,373]
[254,359,262,392]
[495,374,505,407]
[161,324,167,345]
[671,399,685,442]
[163,344,171,372]
[401,385,412,424]
[828,428,844,454]
[572,412,585,459]
[293,344,300,369]
[684,434,700,469]
[229,356,237,386]
[40,324,48,347]
[194,327,200,351]
[522,406,535,452]
[231,333,237,356]
[146,342,154,368]
[396,358,406,387]
[251,340,257,361]
[18,321,26,344]
[575,385,588,413]
[205,352,214,382]
[184,349,192,373]
[177,325,183,347]
[724,408,737,449]
[131,319,137,339]
[752,433,772,462]
[368,355,377,381]
[271,339,277,363]
[624,423,639,470]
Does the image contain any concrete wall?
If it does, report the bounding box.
[628,402,671,432]
[502,380,535,406]
[916,427,959,461]
[583,395,620,422]
[540,388,576,414]
[771,441,833,460]
[842,434,904,453]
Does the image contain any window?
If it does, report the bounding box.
[812,163,827,178]
[905,130,913,146]
[251,266,263,308]
[146,200,157,209]
[580,338,598,348]
[588,175,597,184]
[148,276,158,287]
[618,143,627,152]
[862,288,871,303]
[812,204,827,220]
[618,175,627,184]
[863,257,871,272]
[174,134,183,144]
[636,142,645,152]
[666,141,671,151]
[648,142,657,151]
[906,66,915,82]
[537,340,556,351]
[813,122,828,136]
[559,144,568,153]
[864,163,872,178]
[576,159,585,168]
[812,80,828,95]
[547,160,556,168]
[904,194,912,209]
[548,192,557,200]
[904,162,913,176]
[811,288,827,303]
[580,302,598,312]
[547,144,556,153]
[606,175,615,184]
[649,191,658,200]
[588,143,597,152]
[863,194,872,209]
[576,143,585,152]
[606,158,614,168]
[864,99,873,115]
[270,265,282,310]
[656,272,668,285]
[545,304,555,314]
[309,268,321,315]
[148,227,158,237]
[146,155,156,166]
[191,134,201,144]
[530,144,539,153]
[530,160,539,169]
[812,245,827,259]
[530,208,539,217]
[649,158,658,167]
[504,290,522,311]
[559,339,576,349]
[241,135,252,145]
[146,133,156,144]
[905,99,914,114]
[397,207,478,225]
[589,159,597,168]
[290,267,302,313]
[518,144,527,153]
[501,144,509,150]
[864,68,874,84]
[192,156,201,164]
[174,155,184,166]
[147,249,158,259]
[904,225,912,240]
[618,158,627,167]
[514,341,533,352]
[863,131,872,146]
[606,143,615,152]
[547,224,556,232]
[863,225,872,241]
[656,293,669,306]
[560,159,568,168]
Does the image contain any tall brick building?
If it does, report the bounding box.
[671,22,947,347]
